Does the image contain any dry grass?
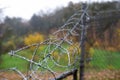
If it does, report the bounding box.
[0,72,22,80]
[84,70,120,80]
[0,70,120,80]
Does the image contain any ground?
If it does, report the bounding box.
[0,70,120,80]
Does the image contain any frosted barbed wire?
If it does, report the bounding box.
[7,38,74,78]
[8,53,57,79]
[8,39,50,55]
[5,4,91,80]
[41,43,71,68]
[54,7,90,37]
[8,38,78,79]
[60,13,81,29]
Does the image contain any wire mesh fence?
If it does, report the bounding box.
[84,20,120,80]
[84,47,120,80]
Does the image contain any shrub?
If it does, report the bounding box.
[2,39,16,53]
[24,32,45,51]
[24,32,44,46]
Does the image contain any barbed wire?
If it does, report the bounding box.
[5,22,81,79]
[0,3,89,79]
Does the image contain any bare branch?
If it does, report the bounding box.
[50,69,78,80]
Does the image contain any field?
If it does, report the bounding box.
[90,49,120,70]
[0,48,120,80]
[0,48,120,71]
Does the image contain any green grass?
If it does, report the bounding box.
[0,48,120,72]
[0,54,28,72]
[90,49,120,70]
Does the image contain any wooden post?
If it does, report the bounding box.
[79,3,87,80]
[73,69,78,80]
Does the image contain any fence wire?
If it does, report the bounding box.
[84,22,120,80]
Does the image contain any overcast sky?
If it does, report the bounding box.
[0,0,115,20]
